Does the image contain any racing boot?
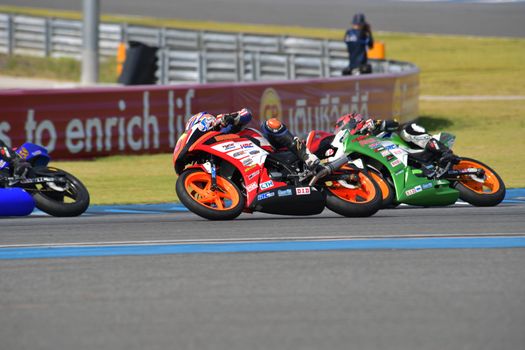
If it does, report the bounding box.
[262,118,321,170]
[424,138,460,178]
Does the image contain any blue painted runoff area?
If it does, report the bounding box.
[1,236,524,260]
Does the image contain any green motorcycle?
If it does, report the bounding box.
[306,129,505,208]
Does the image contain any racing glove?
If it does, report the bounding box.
[354,118,376,134]
[11,157,31,177]
[376,119,399,132]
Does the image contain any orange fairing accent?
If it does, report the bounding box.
[184,172,240,211]
[327,172,377,204]
[188,132,219,152]
[173,133,189,165]
[454,160,500,194]
[214,134,240,141]
[369,171,390,201]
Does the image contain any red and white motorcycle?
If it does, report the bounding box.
[173,115,382,220]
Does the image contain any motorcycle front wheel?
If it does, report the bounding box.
[453,157,505,207]
[324,170,382,217]
[176,168,244,220]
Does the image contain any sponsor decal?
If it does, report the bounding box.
[386,155,395,161]
[228,150,248,159]
[259,88,283,122]
[390,159,402,167]
[239,142,255,149]
[244,165,257,172]
[242,158,254,166]
[380,150,390,157]
[405,185,423,197]
[249,149,260,155]
[221,142,237,151]
[246,183,258,192]
[368,142,382,150]
[257,192,275,201]
[296,187,311,195]
[260,180,274,190]
[247,170,260,180]
[422,182,433,190]
[405,188,416,196]
[385,144,398,151]
[18,147,29,159]
[391,148,405,156]
[325,148,335,157]
[359,138,376,146]
[277,189,293,197]
[352,135,368,142]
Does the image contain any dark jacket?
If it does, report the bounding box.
[344,26,374,69]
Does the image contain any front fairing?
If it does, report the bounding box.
[177,130,289,207]
[1,143,50,170]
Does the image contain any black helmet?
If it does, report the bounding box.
[352,13,366,25]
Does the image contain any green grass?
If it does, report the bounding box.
[0,54,118,83]
[382,34,525,96]
[417,100,525,188]
[53,154,176,205]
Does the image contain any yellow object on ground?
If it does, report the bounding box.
[116,42,126,76]
[368,42,385,59]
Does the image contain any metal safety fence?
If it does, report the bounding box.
[0,13,416,84]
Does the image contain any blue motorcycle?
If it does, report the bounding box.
[0,143,90,217]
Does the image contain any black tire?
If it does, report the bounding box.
[325,171,382,217]
[176,169,244,220]
[453,157,505,207]
[367,166,395,208]
[32,167,90,217]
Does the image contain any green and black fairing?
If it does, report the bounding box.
[342,132,459,206]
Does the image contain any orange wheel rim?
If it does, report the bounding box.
[369,171,390,201]
[327,172,377,204]
[184,172,240,211]
[454,160,499,194]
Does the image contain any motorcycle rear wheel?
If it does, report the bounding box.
[324,170,382,217]
[453,157,505,207]
[31,167,90,217]
[176,169,244,220]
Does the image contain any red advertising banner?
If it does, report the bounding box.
[0,71,418,159]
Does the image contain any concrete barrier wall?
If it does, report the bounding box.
[0,70,418,159]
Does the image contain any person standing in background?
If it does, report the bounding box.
[344,13,374,75]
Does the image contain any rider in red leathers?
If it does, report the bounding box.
[187,108,321,170]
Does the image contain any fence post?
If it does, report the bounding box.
[44,18,52,57]
[162,47,170,84]
[288,54,295,80]
[199,51,206,84]
[253,51,260,81]
[120,22,128,43]
[7,14,14,55]
[81,0,100,85]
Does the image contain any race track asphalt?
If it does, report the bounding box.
[1,203,525,350]
[3,0,525,37]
